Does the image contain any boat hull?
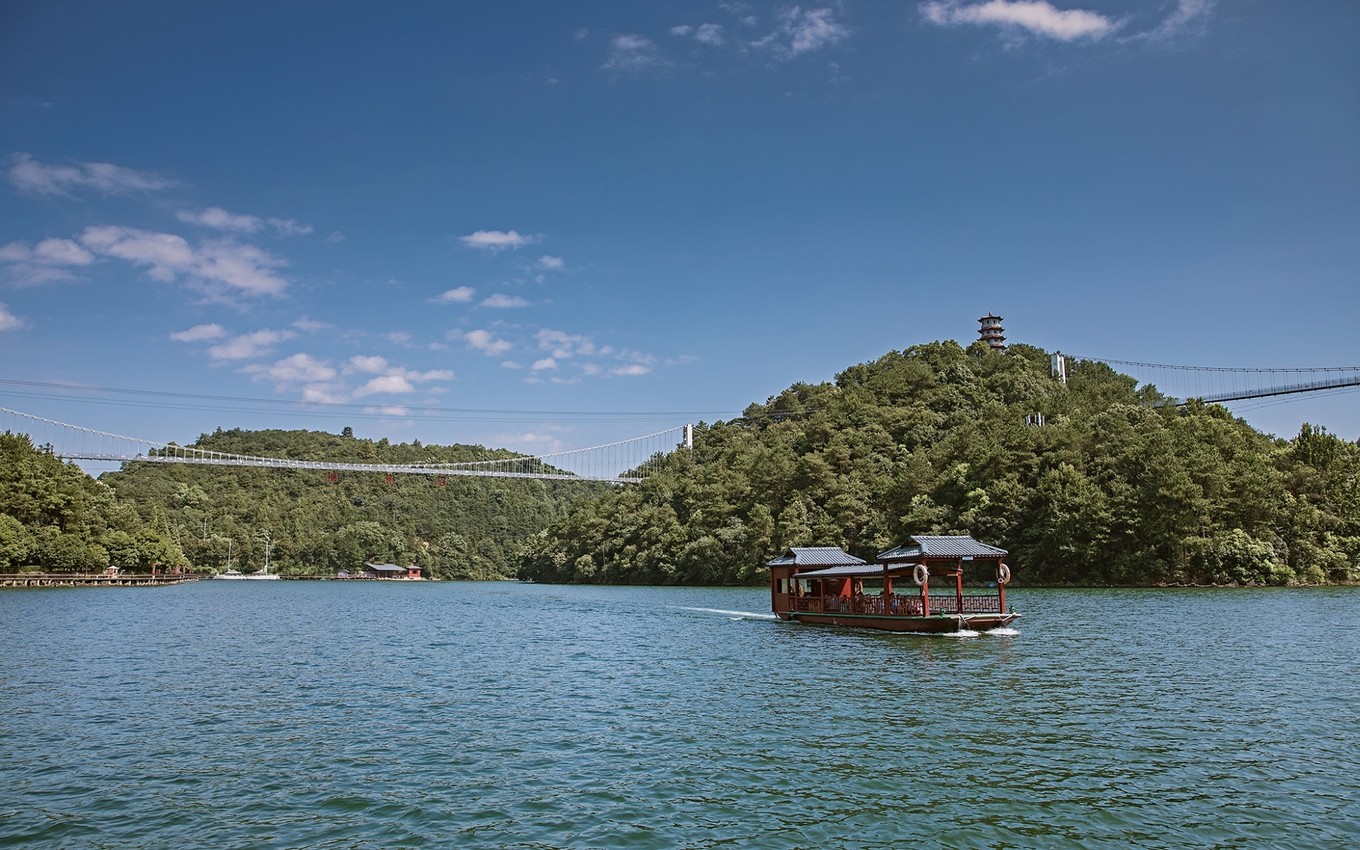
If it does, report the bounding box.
[777,610,1019,633]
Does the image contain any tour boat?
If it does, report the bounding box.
[767,535,1019,633]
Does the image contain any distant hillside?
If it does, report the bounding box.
[517,341,1360,587]
[1,432,185,572]
[99,428,607,579]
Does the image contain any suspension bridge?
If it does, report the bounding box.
[0,406,694,485]
[3,356,1357,481]
[1054,354,1360,409]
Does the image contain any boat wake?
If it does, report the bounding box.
[678,606,779,621]
[985,626,1020,636]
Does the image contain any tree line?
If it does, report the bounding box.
[1,432,185,573]
[1,426,603,579]
[5,341,1357,585]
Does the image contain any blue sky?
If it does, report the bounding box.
[2,0,1357,461]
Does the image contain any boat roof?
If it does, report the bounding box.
[878,535,1007,562]
[765,547,866,568]
[790,563,919,579]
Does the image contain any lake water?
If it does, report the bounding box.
[1,582,1357,849]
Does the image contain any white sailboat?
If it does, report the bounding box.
[213,538,280,580]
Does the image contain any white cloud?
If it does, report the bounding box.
[79,226,194,281]
[192,239,289,296]
[385,330,412,344]
[34,238,95,266]
[326,231,346,244]
[342,357,453,384]
[246,352,450,404]
[754,7,849,57]
[609,363,653,377]
[920,0,1116,42]
[1,266,79,286]
[536,328,597,358]
[0,238,96,286]
[435,286,476,303]
[7,153,174,196]
[531,357,558,371]
[694,23,725,45]
[0,302,26,332]
[354,375,415,397]
[723,3,759,29]
[482,293,530,308]
[301,383,350,404]
[348,355,389,374]
[77,226,288,296]
[294,316,332,332]
[604,33,667,71]
[170,323,227,342]
[268,217,313,237]
[536,255,565,271]
[177,207,262,233]
[207,329,295,361]
[179,208,310,236]
[461,328,513,356]
[249,352,337,384]
[1130,0,1212,43]
[459,230,540,251]
[405,368,454,382]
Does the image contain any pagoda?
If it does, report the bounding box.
[978,312,1006,351]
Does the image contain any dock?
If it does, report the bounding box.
[0,572,200,588]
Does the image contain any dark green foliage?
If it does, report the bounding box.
[99,428,598,578]
[0,432,184,572]
[518,342,1360,587]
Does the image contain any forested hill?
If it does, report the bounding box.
[517,341,1360,587]
[97,428,607,579]
[1,432,185,572]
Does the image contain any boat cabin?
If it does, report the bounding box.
[767,535,1017,633]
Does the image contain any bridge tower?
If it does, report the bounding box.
[978,312,1006,351]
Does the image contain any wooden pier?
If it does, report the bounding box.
[0,572,200,588]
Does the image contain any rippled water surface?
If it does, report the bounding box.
[2,582,1357,849]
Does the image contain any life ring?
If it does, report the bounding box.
[997,563,1011,585]
[913,563,929,586]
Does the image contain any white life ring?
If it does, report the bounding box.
[997,563,1011,585]
[913,563,929,586]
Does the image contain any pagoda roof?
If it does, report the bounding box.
[766,547,866,568]
[877,535,1007,562]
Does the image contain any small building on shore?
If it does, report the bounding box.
[361,561,423,580]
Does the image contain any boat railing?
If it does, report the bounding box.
[928,594,1002,614]
[791,593,1002,616]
